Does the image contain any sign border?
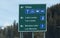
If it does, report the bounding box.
[18,4,47,32]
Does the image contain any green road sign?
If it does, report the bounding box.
[18,4,47,32]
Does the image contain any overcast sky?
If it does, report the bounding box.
[0,0,60,27]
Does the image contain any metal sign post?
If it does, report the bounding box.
[20,32,46,38]
[20,32,33,38]
[20,32,23,38]
[32,32,34,38]
[43,32,45,38]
